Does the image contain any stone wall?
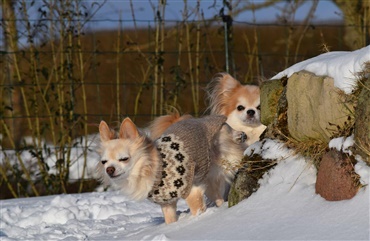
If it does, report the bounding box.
[261,71,356,142]
[229,68,369,206]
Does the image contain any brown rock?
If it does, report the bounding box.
[315,149,360,201]
[260,79,284,126]
[286,71,355,142]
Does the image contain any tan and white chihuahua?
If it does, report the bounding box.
[97,115,245,224]
[206,73,266,146]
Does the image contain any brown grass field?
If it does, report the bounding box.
[1,23,350,140]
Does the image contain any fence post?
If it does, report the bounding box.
[220,4,234,75]
[224,22,229,73]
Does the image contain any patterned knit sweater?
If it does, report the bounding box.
[147,115,227,205]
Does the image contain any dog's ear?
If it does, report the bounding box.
[99,121,115,142]
[119,117,139,140]
[220,73,240,92]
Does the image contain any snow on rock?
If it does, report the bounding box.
[271,45,370,94]
[244,138,293,160]
[329,134,355,155]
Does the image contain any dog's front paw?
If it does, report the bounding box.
[233,131,247,143]
[215,198,224,207]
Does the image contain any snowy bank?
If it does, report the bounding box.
[1,139,369,240]
[271,45,370,94]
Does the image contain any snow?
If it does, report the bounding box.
[1,138,369,240]
[0,134,101,181]
[329,135,356,155]
[271,45,370,94]
[1,46,370,240]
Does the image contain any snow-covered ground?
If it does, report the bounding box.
[1,138,369,240]
[1,46,369,240]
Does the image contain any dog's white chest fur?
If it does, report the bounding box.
[226,118,266,146]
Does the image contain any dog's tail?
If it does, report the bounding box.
[149,110,192,140]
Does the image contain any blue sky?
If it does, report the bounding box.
[89,0,343,30]
[0,0,343,48]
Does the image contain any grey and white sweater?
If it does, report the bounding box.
[147,115,227,205]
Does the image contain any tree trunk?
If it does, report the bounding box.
[333,0,370,50]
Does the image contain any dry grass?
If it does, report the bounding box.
[240,155,278,179]
[327,116,355,140]
[356,139,370,165]
[353,61,370,165]
[286,138,328,169]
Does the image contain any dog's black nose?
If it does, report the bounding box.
[247,109,255,116]
[106,166,115,177]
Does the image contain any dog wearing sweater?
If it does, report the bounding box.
[97,115,245,224]
[148,112,246,207]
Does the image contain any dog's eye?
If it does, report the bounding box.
[119,157,129,162]
[237,105,245,111]
[101,160,107,165]
[256,105,261,110]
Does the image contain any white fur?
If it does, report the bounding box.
[97,120,160,201]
